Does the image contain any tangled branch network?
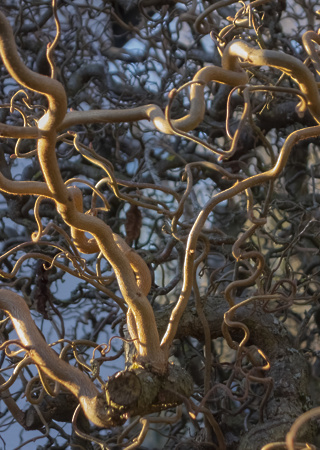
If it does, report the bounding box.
[0,0,320,448]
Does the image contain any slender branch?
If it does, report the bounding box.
[161,124,320,351]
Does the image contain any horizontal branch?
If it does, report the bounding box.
[0,123,43,139]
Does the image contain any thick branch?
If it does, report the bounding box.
[223,40,320,123]
[0,289,110,428]
[0,11,165,370]
[0,11,67,129]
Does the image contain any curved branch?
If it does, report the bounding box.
[161,124,320,351]
[0,10,165,369]
[0,289,110,428]
[0,172,51,198]
[0,373,26,428]
[59,67,248,134]
[0,11,67,129]
[222,40,320,123]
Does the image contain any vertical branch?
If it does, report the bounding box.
[0,10,166,370]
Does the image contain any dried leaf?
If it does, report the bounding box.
[33,261,51,319]
[125,205,142,245]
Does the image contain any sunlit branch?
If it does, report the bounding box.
[0,289,111,427]
[223,40,320,123]
[161,125,320,352]
[0,10,165,370]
